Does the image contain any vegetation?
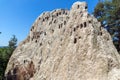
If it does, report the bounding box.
[9,35,17,49]
[0,35,17,80]
[93,0,120,52]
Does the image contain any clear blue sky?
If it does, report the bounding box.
[0,0,98,46]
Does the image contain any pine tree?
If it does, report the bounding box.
[8,35,17,49]
[93,0,120,52]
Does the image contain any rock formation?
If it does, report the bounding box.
[5,1,120,80]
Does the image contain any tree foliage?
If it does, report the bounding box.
[0,35,17,79]
[93,0,120,52]
[8,35,17,49]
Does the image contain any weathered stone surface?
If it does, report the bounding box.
[5,1,120,80]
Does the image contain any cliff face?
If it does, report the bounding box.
[5,1,120,80]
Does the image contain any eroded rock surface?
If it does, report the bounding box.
[5,1,120,80]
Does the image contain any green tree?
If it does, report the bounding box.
[8,35,17,49]
[93,0,120,52]
[0,35,17,79]
[0,47,10,79]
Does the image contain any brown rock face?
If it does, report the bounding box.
[5,1,120,80]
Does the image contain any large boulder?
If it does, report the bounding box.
[5,1,120,80]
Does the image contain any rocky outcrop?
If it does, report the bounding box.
[5,1,120,80]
